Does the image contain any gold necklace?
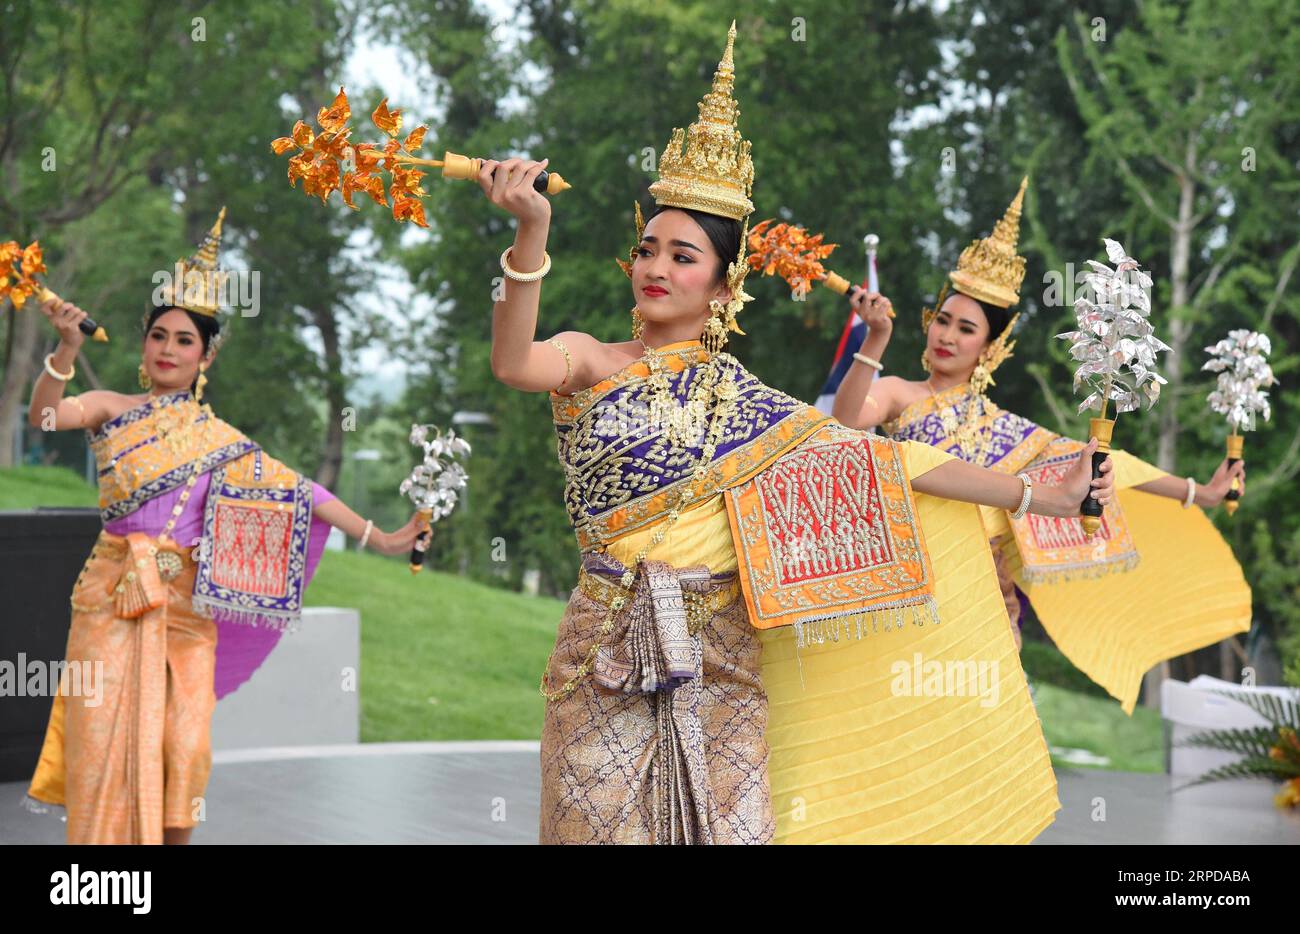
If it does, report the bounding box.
[927,377,993,463]
[641,340,717,448]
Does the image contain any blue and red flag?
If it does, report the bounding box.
[814,246,878,414]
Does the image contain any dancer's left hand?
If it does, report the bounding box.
[1195,457,1246,508]
[371,512,431,556]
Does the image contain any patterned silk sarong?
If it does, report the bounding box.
[27,533,215,843]
[540,553,772,844]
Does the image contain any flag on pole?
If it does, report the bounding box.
[814,241,878,414]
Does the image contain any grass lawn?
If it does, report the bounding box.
[1035,682,1164,773]
[305,549,562,742]
[0,465,98,509]
[1,464,1166,768]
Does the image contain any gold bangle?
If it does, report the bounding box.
[500,246,551,282]
[852,352,883,371]
[1011,474,1034,521]
[546,337,572,392]
[44,353,75,382]
[66,395,86,428]
[864,395,879,409]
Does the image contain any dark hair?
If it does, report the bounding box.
[948,289,1011,341]
[143,305,221,394]
[645,204,742,285]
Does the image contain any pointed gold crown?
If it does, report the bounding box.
[647,21,754,221]
[158,206,226,317]
[948,176,1027,309]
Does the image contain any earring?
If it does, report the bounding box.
[195,362,208,403]
[970,353,992,398]
[631,307,644,341]
[920,349,932,374]
[703,299,728,355]
[138,363,152,390]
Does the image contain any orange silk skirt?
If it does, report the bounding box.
[26,531,217,844]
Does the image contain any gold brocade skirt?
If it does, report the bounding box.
[26,531,218,844]
[539,558,774,844]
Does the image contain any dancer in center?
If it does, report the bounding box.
[483,23,1114,844]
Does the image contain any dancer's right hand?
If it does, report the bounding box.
[849,288,894,334]
[39,296,87,350]
[477,156,551,226]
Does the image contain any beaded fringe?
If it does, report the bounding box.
[1019,552,1140,586]
[190,596,302,634]
[792,596,941,649]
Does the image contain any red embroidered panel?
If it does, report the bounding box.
[211,503,294,598]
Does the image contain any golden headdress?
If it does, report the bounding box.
[647,21,754,221]
[156,206,227,318]
[621,21,756,352]
[948,176,1027,309]
[919,179,1029,459]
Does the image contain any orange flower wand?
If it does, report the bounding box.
[0,240,108,342]
[746,219,894,317]
[272,88,569,228]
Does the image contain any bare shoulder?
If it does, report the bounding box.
[547,332,644,389]
[887,377,931,409]
[85,390,149,427]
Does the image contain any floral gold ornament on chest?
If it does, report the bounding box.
[1057,238,1169,535]
[1203,330,1276,516]
[273,88,569,229]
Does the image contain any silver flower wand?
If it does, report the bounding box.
[1204,330,1276,515]
[1057,239,1170,534]
[401,424,471,574]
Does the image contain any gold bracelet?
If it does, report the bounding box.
[864,395,879,409]
[852,352,883,371]
[44,353,75,382]
[1011,474,1034,521]
[546,338,572,392]
[66,395,86,428]
[500,246,551,282]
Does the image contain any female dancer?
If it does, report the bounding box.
[24,210,427,843]
[481,24,1116,843]
[833,179,1251,712]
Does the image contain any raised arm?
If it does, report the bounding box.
[27,296,115,431]
[831,288,899,429]
[480,157,600,395]
[911,438,1115,517]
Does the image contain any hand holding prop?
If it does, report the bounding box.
[0,240,107,342]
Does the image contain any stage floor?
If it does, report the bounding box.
[4,742,1298,844]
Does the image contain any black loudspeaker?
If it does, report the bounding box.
[0,509,100,782]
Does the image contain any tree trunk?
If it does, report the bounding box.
[1145,142,1199,711]
[0,308,41,467]
[311,306,345,491]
